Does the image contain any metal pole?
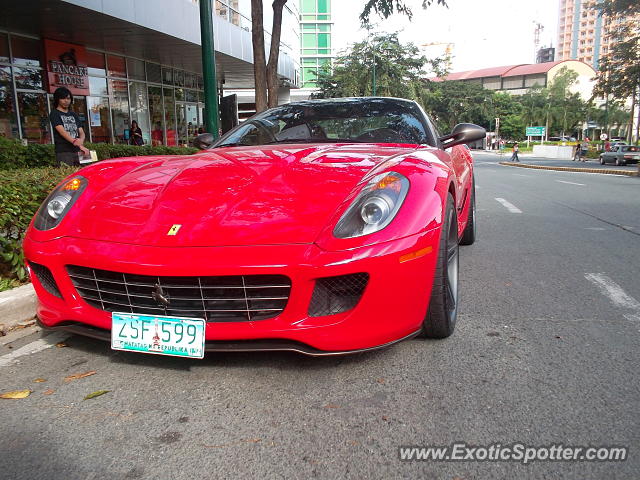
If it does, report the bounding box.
[200,0,220,137]
[372,46,376,96]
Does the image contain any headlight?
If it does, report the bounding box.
[34,176,87,231]
[334,172,409,239]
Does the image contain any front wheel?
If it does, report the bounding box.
[422,193,459,339]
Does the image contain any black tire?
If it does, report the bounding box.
[459,178,476,246]
[600,156,605,165]
[422,193,459,339]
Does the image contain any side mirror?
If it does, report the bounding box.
[439,123,486,149]
[193,132,215,150]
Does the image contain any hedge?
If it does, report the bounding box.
[0,136,198,170]
[0,139,200,287]
[0,166,76,282]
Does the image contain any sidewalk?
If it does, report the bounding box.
[0,283,36,335]
[473,150,639,176]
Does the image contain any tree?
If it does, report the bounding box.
[251,0,288,112]
[419,81,495,133]
[360,0,448,24]
[590,0,640,141]
[312,33,439,100]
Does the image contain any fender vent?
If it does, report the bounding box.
[308,273,369,317]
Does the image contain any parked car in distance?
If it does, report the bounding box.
[599,145,640,166]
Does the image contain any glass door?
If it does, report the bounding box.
[176,102,199,146]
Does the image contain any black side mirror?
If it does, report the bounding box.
[439,123,486,149]
[193,133,215,150]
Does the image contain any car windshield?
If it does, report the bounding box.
[213,98,432,148]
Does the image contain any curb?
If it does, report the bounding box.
[0,283,36,334]
[499,162,639,177]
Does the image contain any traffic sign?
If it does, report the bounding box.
[600,133,608,141]
[526,126,545,136]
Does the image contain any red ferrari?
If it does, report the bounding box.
[24,97,484,357]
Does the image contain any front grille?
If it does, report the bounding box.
[66,265,291,322]
[308,273,369,317]
[29,262,62,298]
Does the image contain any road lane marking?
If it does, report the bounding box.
[584,227,607,231]
[512,174,529,177]
[585,273,640,311]
[0,332,70,368]
[556,180,585,186]
[494,198,522,213]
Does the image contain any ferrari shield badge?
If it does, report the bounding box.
[167,224,182,236]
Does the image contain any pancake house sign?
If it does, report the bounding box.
[44,39,89,95]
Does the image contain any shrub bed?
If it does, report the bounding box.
[0,140,199,288]
[0,137,198,170]
[0,166,77,283]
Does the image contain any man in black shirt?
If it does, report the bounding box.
[49,87,89,166]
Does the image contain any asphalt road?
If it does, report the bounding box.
[1,153,639,479]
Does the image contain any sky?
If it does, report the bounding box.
[332,0,560,73]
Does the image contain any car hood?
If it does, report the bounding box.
[70,143,418,247]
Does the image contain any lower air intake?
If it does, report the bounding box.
[29,262,62,298]
[308,273,369,317]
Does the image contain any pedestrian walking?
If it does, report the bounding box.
[580,139,589,162]
[49,87,89,167]
[510,142,520,162]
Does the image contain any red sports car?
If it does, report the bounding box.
[24,97,484,357]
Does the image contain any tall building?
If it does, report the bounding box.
[556,0,613,70]
[299,0,333,88]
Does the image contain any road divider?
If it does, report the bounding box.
[500,162,638,177]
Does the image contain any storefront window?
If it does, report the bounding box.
[107,55,127,78]
[11,36,42,67]
[184,72,196,89]
[13,67,43,90]
[0,66,18,138]
[127,58,145,81]
[87,96,111,143]
[162,67,174,86]
[110,79,130,143]
[0,33,9,63]
[163,87,176,146]
[174,69,184,87]
[148,86,164,146]
[89,76,108,96]
[17,92,50,144]
[87,50,106,76]
[129,82,150,145]
[146,62,161,83]
[185,89,198,102]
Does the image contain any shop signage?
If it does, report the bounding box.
[44,39,90,95]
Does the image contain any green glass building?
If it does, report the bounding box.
[300,0,333,88]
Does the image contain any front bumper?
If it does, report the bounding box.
[24,229,439,353]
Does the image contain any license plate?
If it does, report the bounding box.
[111,313,205,359]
